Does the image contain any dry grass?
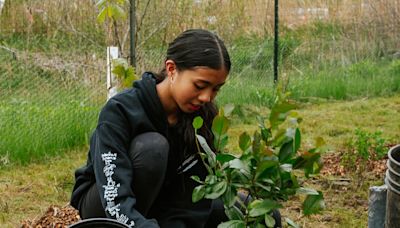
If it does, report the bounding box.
[1,0,398,71]
[0,147,87,227]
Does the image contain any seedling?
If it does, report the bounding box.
[192,88,325,227]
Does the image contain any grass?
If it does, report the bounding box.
[0,43,105,165]
[0,147,87,226]
[0,101,100,165]
[216,58,400,107]
[1,95,399,227]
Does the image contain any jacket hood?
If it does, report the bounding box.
[133,72,168,136]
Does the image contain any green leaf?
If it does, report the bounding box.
[110,4,126,19]
[279,139,294,163]
[255,160,278,179]
[192,116,204,130]
[222,185,237,207]
[96,0,107,8]
[294,128,301,152]
[212,115,229,137]
[285,217,299,228]
[302,191,325,215]
[190,175,203,184]
[252,131,262,154]
[106,5,113,18]
[112,65,126,79]
[265,213,276,228]
[292,151,323,177]
[271,128,287,147]
[232,169,251,184]
[239,132,251,152]
[205,175,218,185]
[249,199,282,217]
[196,134,216,167]
[116,0,128,4]
[229,159,250,174]
[205,181,228,199]
[290,173,299,189]
[97,7,108,23]
[223,104,235,116]
[215,134,228,151]
[255,224,266,228]
[216,153,236,164]
[269,100,298,129]
[255,182,271,192]
[224,206,244,220]
[296,187,319,195]
[217,220,246,228]
[192,185,205,203]
[280,163,293,172]
[126,66,135,79]
[260,128,270,143]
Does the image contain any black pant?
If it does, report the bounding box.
[78,132,281,227]
[78,132,169,219]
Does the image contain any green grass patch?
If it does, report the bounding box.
[0,101,100,165]
[0,50,104,166]
[287,59,400,100]
[216,59,400,107]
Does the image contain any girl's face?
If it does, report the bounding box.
[169,66,228,113]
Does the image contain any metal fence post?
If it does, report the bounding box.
[130,0,136,68]
[273,0,279,84]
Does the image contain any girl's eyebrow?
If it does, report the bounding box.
[196,79,225,87]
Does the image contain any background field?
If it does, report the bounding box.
[0,0,399,227]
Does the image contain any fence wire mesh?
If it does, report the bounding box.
[0,0,399,164]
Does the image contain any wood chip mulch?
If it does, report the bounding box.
[321,151,388,177]
[21,205,80,228]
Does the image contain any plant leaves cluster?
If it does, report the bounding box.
[111,58,137,88]
[96,0,129,24]
[192,88,325,227]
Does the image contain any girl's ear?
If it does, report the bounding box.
[165,60,177,79]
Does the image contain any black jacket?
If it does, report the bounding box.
[70,73,212,228]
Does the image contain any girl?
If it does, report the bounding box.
[70,29,231,227]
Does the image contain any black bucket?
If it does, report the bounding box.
[69,218,130,228]
[385,144,400,228]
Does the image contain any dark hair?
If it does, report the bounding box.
[155,29,231,82]
[154,29,231,155]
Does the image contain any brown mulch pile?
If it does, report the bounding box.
[21,205,80,228]
[321,152,387,177]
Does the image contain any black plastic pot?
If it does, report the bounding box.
[385,144,400,228]
[69,218,130,228]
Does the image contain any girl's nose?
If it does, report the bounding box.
[198,90,213,103]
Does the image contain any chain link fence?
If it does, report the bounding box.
[1,0,399,164]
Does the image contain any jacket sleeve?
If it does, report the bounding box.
[91,99,159,228]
